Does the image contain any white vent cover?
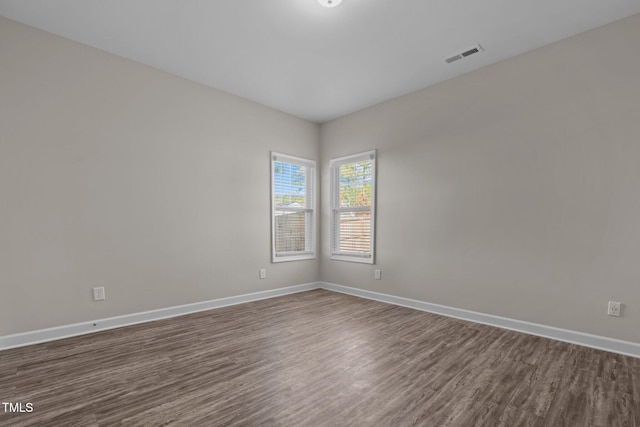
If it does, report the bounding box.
[445,44,484,64]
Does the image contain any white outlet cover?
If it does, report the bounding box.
[93,287,105,301]
[607,301,621,317]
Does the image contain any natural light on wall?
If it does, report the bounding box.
[330,150,376,263]
[271,153,316,262]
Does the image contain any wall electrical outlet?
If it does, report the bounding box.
[374,269,382,280]
[259,268,267,279]
[93,287,106,301]
[607,301,621,317]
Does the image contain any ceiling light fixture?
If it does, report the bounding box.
[317,0,343,7]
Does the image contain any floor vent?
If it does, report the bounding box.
[446,44,484,63]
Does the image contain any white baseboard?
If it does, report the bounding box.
[3,281,638,359]
[0,282,320,351]
[320,282,640,359]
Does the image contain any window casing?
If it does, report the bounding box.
[330,150,376,263]
[271,152,316,262]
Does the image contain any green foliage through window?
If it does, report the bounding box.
[339,160,373,208]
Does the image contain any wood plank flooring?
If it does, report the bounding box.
[1,289,638,426]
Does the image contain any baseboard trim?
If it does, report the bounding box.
[4,281,638,358]
[0,282,320,351]
[320,282,640,359]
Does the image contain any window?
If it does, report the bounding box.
[271,152,316,262]
[330,150,376,263]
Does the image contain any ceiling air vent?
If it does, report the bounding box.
[445,44,484,64]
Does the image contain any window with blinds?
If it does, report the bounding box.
[271,152,316,262]
[330,150,376,263]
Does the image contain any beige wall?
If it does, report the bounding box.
[0,17,320,335]
[3,13,639,345]
[320,14,640,343]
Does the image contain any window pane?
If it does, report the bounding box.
[334,210,371,255]
[274,210,307,254]
[274,162,306,208]
[339,160,372,208]
[271,152,316,262]
[330,150,375,263]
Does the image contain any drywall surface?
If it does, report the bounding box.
[0,17,320,335]
[320,14,640,343]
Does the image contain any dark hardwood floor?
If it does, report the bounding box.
[1,289,638,426]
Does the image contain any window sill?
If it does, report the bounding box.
[330,254,374,264]
[272,254,316,263]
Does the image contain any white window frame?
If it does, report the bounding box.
[330,150,376,264]
[271,152,316,262]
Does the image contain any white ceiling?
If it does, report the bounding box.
[1,1,639,123]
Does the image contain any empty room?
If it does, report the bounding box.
[1,0,639,426]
